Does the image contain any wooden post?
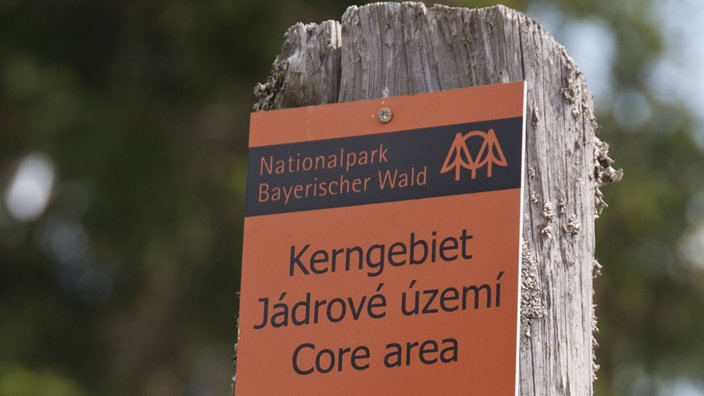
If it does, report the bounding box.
[243,3,621,394]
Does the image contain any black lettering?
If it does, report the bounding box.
[462,284,492,309]
[292,343,315,375]
[366,244,385,277]
[316,349,335,373]
[289,229,471,279]
[439,287,459,312]
[351,346,370,370]
[253,297,269,329]
[326,298,346,323]
[401,280,419,316]
[310,249,329,274]
[347,296,366,320]
[422,289,439,314]
[410,233,428,265]
[291,292,311,326]
[290,244,310,276]
[439,236,458,261]
[440,338,459,363]
[384,343,402,368]
[460,229,473,260]
[405,341,419,366]
[388,242,407,266]
[419,340,439,364]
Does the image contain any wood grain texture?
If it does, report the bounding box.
[248,3,622,395]
[254,20,342,111]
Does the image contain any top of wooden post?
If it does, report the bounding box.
[246,3,622,395]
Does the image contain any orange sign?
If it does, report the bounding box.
[237,82,526,395]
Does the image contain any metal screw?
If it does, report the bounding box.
[378,107,393,123]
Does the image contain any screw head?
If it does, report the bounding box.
[378,107,393,123]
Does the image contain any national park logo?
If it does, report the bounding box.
[440,129,508,182]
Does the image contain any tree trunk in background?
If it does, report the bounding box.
[245,3,621,394]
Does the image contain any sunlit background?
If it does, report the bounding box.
[1,0,702,395]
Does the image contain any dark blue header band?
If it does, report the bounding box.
[245,117,523,216]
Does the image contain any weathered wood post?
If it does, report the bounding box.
[240,3,621,394]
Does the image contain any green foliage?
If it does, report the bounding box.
[0,365,87,396]
[543,1,704,394]
[0,0,701,395]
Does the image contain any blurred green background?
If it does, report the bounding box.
[1,0,703,395]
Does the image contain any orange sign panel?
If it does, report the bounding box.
[236,82,526,395]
